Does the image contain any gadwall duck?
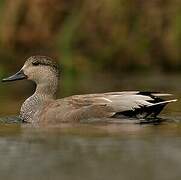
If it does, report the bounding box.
[2,56,177,124]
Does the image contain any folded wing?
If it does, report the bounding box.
[71,91,177,119]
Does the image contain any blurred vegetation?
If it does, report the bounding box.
[0,0,181,73]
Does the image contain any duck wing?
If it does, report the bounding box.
[70,91,177,119]
[42,91,177,122]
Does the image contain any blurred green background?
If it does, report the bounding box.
[0,0,180,115]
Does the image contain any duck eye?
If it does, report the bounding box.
[32,62,40,66]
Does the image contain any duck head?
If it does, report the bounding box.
[2,56,60,84]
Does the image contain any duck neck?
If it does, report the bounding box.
[20,76,59,123]
[35,78,59,100]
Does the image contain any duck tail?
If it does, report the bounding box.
[142,99,177,118]
[149,99,178,107]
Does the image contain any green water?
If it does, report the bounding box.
[0,74,180,180]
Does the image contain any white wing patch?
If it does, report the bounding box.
[100,94,154,112]
[101,97,112,102]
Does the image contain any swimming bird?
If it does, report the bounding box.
[2,56,177,124]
